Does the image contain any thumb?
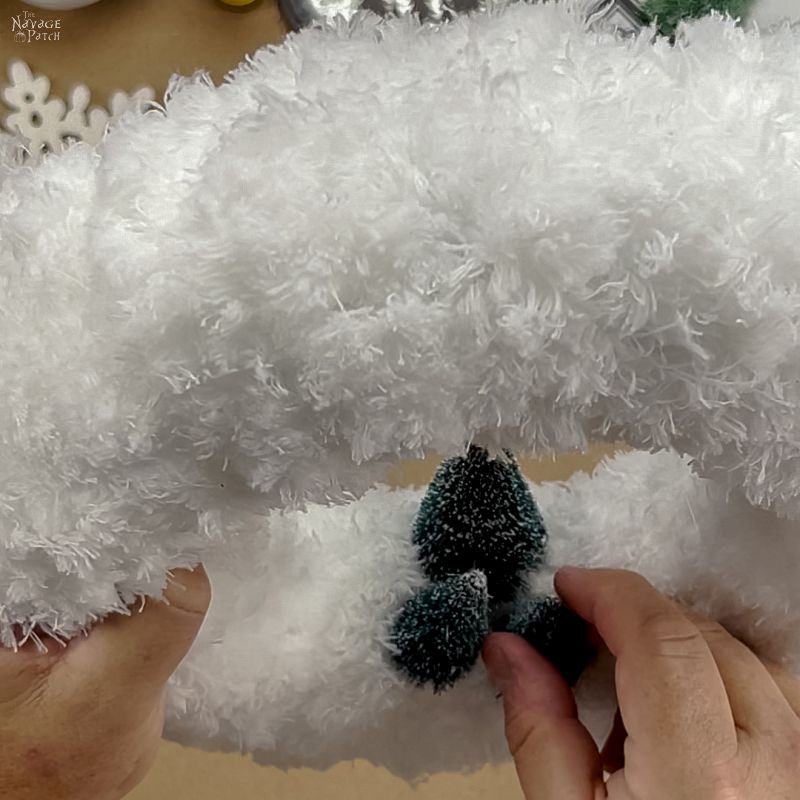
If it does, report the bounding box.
[482,633,604,800]
[66,565,211,690]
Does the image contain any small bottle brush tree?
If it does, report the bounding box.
[390,445,594,692]
[498,596,595,687]
[390,571,490,692]
[412,445,547,603]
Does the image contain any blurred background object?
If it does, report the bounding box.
[21,0,103,9]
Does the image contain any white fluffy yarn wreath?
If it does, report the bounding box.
[2,0,800,777]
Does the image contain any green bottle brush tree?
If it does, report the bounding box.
[389,445,595,692]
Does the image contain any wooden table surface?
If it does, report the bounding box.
[1,0,288,121]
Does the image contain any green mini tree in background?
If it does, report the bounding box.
[642,0,754,36]
[413,445,547,603]
[390,571,490,692]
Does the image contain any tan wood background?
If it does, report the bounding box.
[0,2,618,794]
[0,0,288,109]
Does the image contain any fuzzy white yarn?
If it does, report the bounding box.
[165,449,800,775]
[2,0,800,775]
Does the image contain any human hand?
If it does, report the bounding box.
[483,567,800,799]
[0,565,211,800]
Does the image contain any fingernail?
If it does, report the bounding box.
[163,565,212,615]
[482,634,515,693]
[554,565,581,592]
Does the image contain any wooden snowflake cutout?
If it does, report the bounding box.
[1,60,155,160]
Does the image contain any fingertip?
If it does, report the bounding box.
[484,634,604,798]
[482,631,540,672]
[483,632,576,718]
[553,566,587,608]
[162,564,212,617]
[554,564,582,587]
[482,630,519,659]
[554,567,648,626]
[482,632,517,691]
[553,565,591,597]
[483,631,570,676]
[65,565,211,689]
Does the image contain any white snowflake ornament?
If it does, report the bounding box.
[2,60,155,161]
